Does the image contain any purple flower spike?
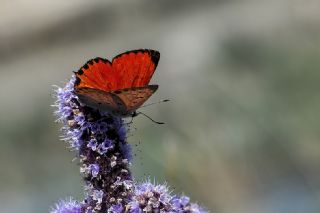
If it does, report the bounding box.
[88,164,99,178]
[92,190,104,204]
[51,76,208,213]
[87,139,98,151]
[181,196,190,206]
[51,198,84,213]
[97,139,113,155]
[107,204,123,213]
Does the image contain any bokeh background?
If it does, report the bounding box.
[1,0,320,212]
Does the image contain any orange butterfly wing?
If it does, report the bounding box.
[73,49,160,114]
[74,49,160,92]
[74,57,115,91]
[111,49,160,89]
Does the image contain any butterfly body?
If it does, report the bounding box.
[74,49,160,116]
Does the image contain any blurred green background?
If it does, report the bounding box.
[1,0,320,212]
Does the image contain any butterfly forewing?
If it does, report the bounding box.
[112,50,160,89]
[74,49,160,92]
[75,58,114,91]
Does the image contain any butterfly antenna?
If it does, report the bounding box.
[140,99,170,108]
[136,111,165,125]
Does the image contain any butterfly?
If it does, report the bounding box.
[74,49,160,117]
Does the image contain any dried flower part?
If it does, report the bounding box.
[52,76,207,213]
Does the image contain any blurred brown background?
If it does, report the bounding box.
[1,0,320,212]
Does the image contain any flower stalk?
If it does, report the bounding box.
[51,76,207,213]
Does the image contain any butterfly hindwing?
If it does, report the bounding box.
[112,85,158,113]
[75,87,126,113]
[75,85,158,115]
